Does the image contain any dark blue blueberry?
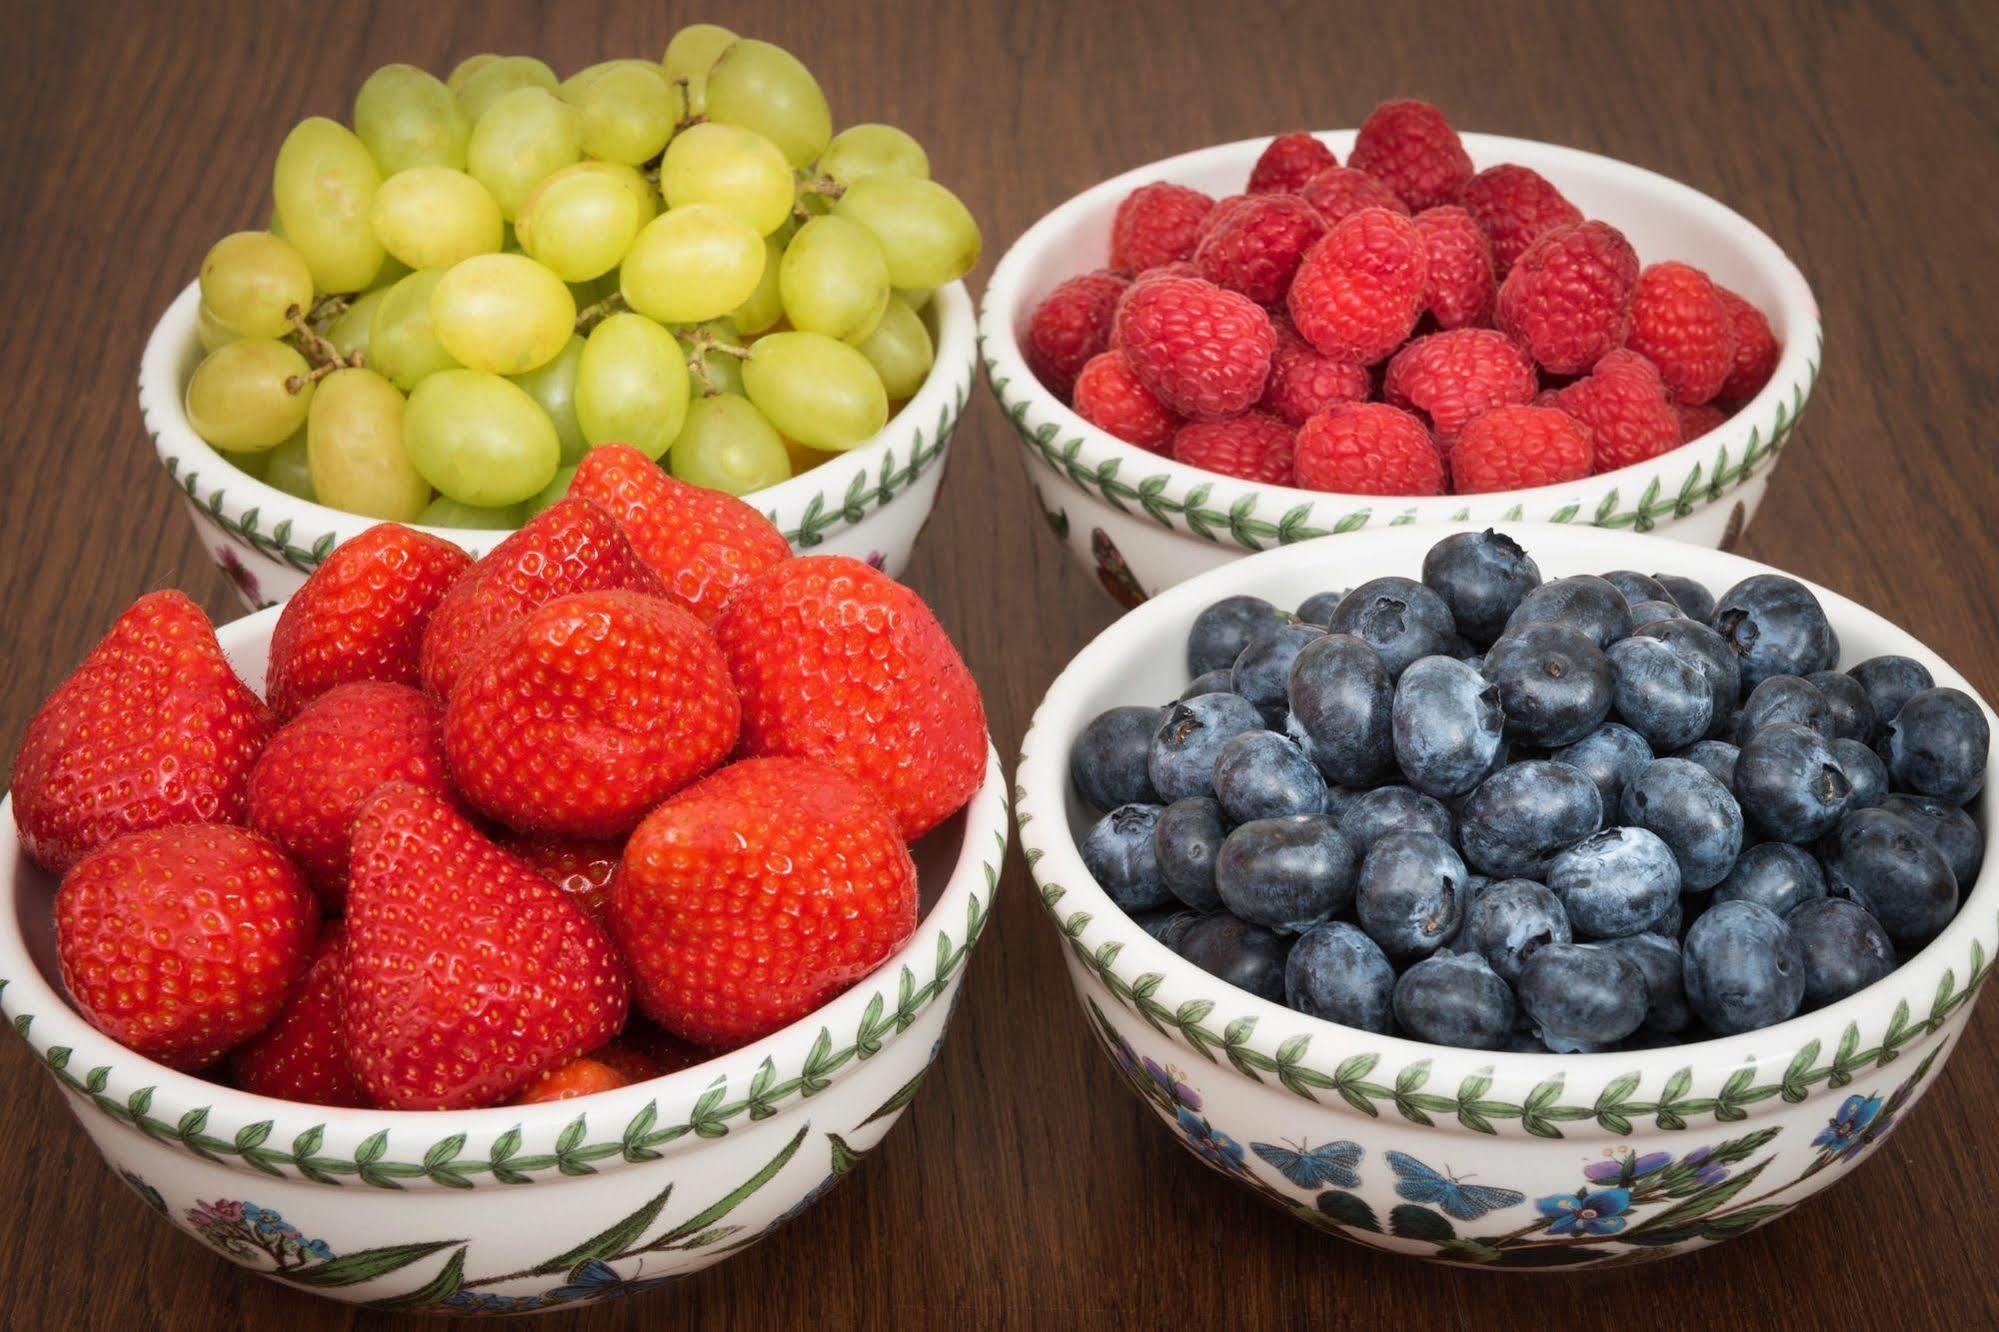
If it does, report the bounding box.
[1650,893,1685,938]
[1338,784,1455,855]
[1518,943,1648,1052]
[1682,900,1805,1035]
[1786,898,1896,1009]
[1878,794,1984,889]
[1626,599,1684,629]
[1285,921,1395,1032]
[1327,576,1458,678]
[1420,530,1541,647]
[1355,831,1468,959]
[1712,574,1837,692]
[1458,760,1603,879]
[1847,655,1934,745]
[1391,656,1505,798]
[1153,797,1228,913]
[1620,757,1744,889]
[1504,575,1634,649]
[1820,807,1959,947]
[1232,623,1326,728]
[1179,914,1291,1003]
[1482,623,1614,746]
[1601,570,1672,606]
[1391,950,1515,1050]
[1134,906,1206,952]
[1180,669,1237,700]
[1677,740,1740,789]
[1213,730,1327,822]
[1734,674,1834,745]
[1806,671,1875,743]
[1652,573,1716,623]
[1214,815,1359,933]
[1552,723,1653,822]
[1607,636,1713,751]
[1187,595,1284,675]
[1715,841,1826,918]
[1881,687,1989,805]
[1457,879,1571,984]
[1148,692,1265,802]
[1734,722,1853,843]
[1546,826,1682,939]
[1295,589,1351,626]
[1286,633,1395,787]
[1831,739,1889,810]
[1598,932,1691,1033]
[1081,804,1171,911]
[1319,783,1369,825]
[1637,618,1740,739]
[1071,705,1165,811]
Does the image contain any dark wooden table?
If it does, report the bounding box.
[4,0,1996,1326]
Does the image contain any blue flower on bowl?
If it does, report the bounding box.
[1173,1105,1246,1174]
[1813,1093,1885,1161]
[1536,1187,1632,1237]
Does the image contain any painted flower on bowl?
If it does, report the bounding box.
[1536,1187,1632,1237]
[1584,1151,1670,1186]
[1813,1093,1886,1162]
[1174,1104,1247,1174]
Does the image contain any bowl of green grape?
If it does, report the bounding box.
[141,28,981,609]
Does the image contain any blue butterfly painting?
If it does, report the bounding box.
[1251,1139,1363,1189]
[1384,1151,1526,1220]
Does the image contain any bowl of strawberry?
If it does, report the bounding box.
[980,101,1820,607]
[0,449,1006,1313]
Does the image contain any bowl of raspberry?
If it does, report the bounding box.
[980,103,1820,608]
[1014,523,1990,1268]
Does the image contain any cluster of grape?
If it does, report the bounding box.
[185,27,980,530]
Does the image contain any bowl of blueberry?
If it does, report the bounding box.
[1014,524,1991,1268]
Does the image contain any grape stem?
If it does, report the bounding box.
[669,77,706,135]
[305,294,350,325]
[283,361,348,394]
[791,176,845,225]
[284,307,363,386]
[574,290,627,334]
[681,326,749,395]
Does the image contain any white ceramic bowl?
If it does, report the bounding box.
[980,133,1823,607]
[1015,524,1991,1269]
[142,279,978,609]
[0,607,1009,1313]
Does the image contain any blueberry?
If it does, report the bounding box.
[1153,797,1228,912]
[1327,577,1458,678]
[1356,831,1468,959]
[1457,879,1571,984]
[1230,623,1326,728]
[1878,794,1984,888]
[1598,932,1692,1033]
[1134,906,1206,952]
[1286,633,1395,787]
[1214,815,1359,933]
[1652,573,1716,623]
[1678,740,1740,789]
[1830,738,1889,811]
[1149,693,1265,802]
[1188,595,1285,676]
[1179,914,1291,1003]
[1295,589,1351,626]
[1820,807,1959,947]
[1734,722,1853,843]
[1847,655,1934,745]
[1637,618,1740,739]
[1713,574,1837,691]
[1391,950,1515,1050]
[1553,723,1653,820]
[1716,842,1827,917]
[1627,599,1684,629]
[1881,687,1989,805]
[1650,893,1685,939]
[1546,826,1682,939]
[1518,943,1648,1052]
[1786,898,1896,1009]
[1285,921,1396,1033]
[1420,530,1541,647]
[1458,760,1603,879]
[1319,782,1369,825]
[1805,671,1875,743]
[1620,758,1744,889]
[1735,675,1834,744]
[1071,706,1165,811]
[1181,669,1237,700]
[1607,636,1713,751]
[1682,900,1805,1036]
[1391,656,1505,798]
[1504,575,1634,649]
[1213,730,1327,822]
[1081,804,1171,911]
[1482,623,1614,746]
[1601,570,1672,606]
[1338,784,1455,854]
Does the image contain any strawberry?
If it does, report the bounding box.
[341,782,629,1110]
[613,757,918,1049]
[56,824,318,1071]
[12,591,272,875]
[714,556,987,839]
[505,834,625,924]
[512,1054,633,1104]
[227,927,369,1108]
[444,590,739,838]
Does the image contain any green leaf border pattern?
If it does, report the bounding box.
[161,452,340,575]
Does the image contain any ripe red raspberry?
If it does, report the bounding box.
[1258,320,1371,425]
[1107,262,1202,349]
[1451,405,1594,493]
[1072,351,1181,450]
[1496,221,1639,374]
[1627,262,1737,405]
[1383,329,1538,444]
[1412,205,1496,329]
[1299,166,1410,226]
[1458,164,1583,276]
[1024,270,1130,400]
[1116,276,1276,418]
[1287,207,1428,365]
[1543,349,1682,472]
[1109,181,1215,274]
[1193,193,1326,305]
[1677,401,1728,442]
[1172,412,1296,484]
[1249,132,1338,194]
[1348,100,1474,211]
[1197,194,1257,242]
[1293,402,1444,496]
[1716,286,1781,402]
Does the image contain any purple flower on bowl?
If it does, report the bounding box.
[1143,1056,1201,1111]
[1584,1150,1671,1184]
[1813,1093,1885,1161]
[1678,1145,1729,1186]
[1536,1187,1632,1237]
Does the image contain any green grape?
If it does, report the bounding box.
[371,269,461,390]
[703,39,830,168]
[263,430,316,500]
[272,118,385,292]
[185,339,314,451]
[779,215,890,343]
[405,368,559,505]
[354,64,470,173]
[661,23,736,115]
[196,301,241,353]
[619,205,764,324]
[306,367,430,521]
[366,253,414,293]
[516,165,642,282]
[465,86,582,219]
[430,253,576,375]
[741,331,887,450]
[575,312,690,459]
[368,166,504,269]
[325,287,388,363]
[818,124,929,187]
[215,442,271,481]
[447,53,501,94]
[510,333,588,464]
[522,464,576,518]
[856,295,934,399]
[569,62,680,166]
[456,55,558,124]
[897,285,934,312]
[200,231,314,339]
[420,495,523,529]
[730,234,786,334]
[833,174,981,290]
[668,393,789,495]
[661,122,793,235]
[570,159,658,224]
[559,58,663,100]
[684,319,746,396]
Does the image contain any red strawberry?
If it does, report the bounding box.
[1172,412,1297,484]
[445,590,739,838]
[1413,205,1497,330]
[1293,403,1444,496]
[511,1044,661,1104]
[1451,405,1594,493]
[1257,320,1372,425]
[227,927,369,1108]
[1627,262,1737,405]
[1348,100,1474,211]
[1457,164,1583,277]
[1542,348,1684,472]
[1496,221,1640,374]
[506,834,624,924]
[1287,207,1429,365]
[13,591,272,875]
[265,524,472,721]
[1072,350,1182,450]
[1383,329,1538,445]
[1024,270,1130,400]
[1192,193,1326,305]
[1109,181,1215,274]
[1115,276,1276,419]
[342,782,629,1110]
[1248,132,1338,195]
[714,556,986,839]
[613,757,918,1049]
[56,824,318,1071]
[569,444,792,622]
[1716,286,1781,403]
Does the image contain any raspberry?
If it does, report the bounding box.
[1115,276,1276,418]
[1108,262,1200,348]
[1677,401,1728,442]
[1383,329,1538,444]
[1543,349,1681,472]
[1496,221,1639,374]
[1627,262,1737,404]
[1458,164,1583,276]
[1286,207,1428,365]
[1072,351,1180,450]
[1716,286,1781,402]
[1249,132,1338,194]
[1293,402,1444,496]
[1172,412,1296,484]
[1024,270,1129,400]
[1109,181,1215,274]
[1197,194,1258,242]
[1258,319,1372,425]
[1193,193,1326,305]
[1299,166,1410,226]
[1451,405,1594,493]
[1348,100,1474,211]
[1412,205,1496,329]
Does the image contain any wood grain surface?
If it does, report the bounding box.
[2,1,1995,1327]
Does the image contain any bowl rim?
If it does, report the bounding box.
[1014,523,1996,1135]
[0,604,1010,1187]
